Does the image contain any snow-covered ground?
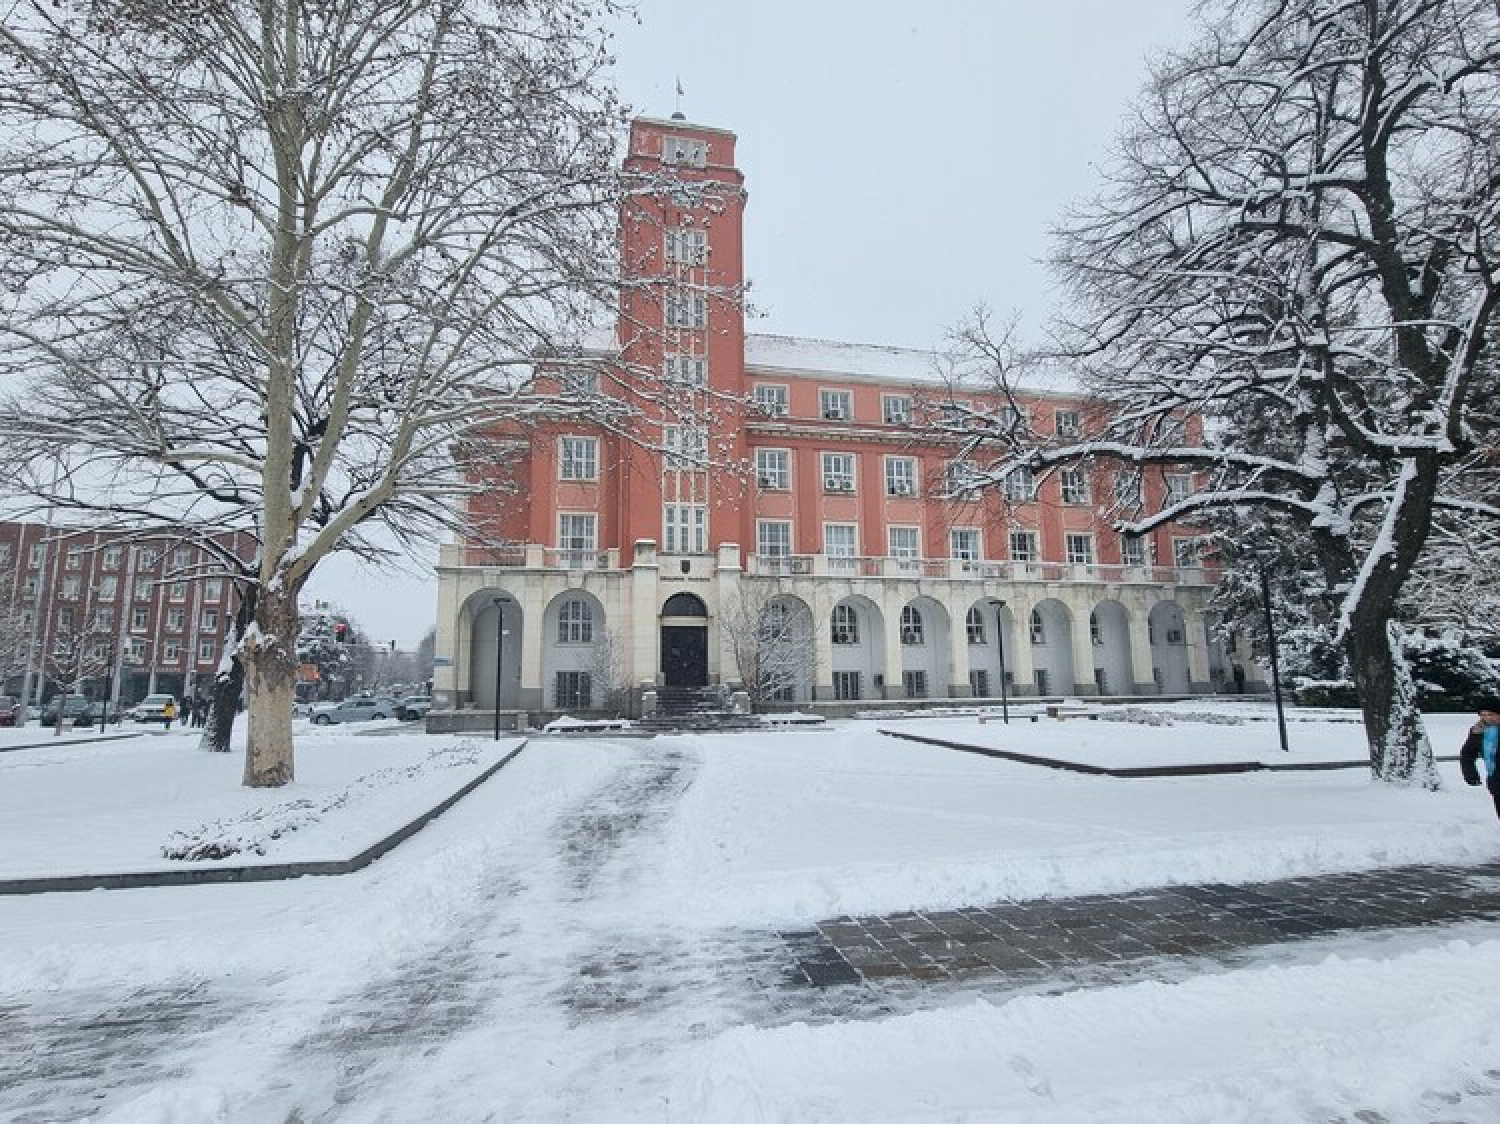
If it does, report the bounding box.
[1,703,1497,1122]
[0,721,523,877]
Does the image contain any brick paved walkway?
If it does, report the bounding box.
[782,858,1500,992]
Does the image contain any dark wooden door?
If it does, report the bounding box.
[661,625,708,687]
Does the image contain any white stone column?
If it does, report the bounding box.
[1184,603,1212,693]
[631,541,660,693]
[1069,593,1100,695]
[714,543,743,688]
[1004,593,1036,695]
[1126,594,1157,695]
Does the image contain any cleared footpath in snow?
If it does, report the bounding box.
[0,707,1498,1122]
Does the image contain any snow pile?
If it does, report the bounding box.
[161,744,485,861]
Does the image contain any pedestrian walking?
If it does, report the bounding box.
[194,694,208,727]
[162,697,177,731]
[1459,696,1500,821]
[181,696,195,727]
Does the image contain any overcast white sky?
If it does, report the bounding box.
[304,0,1201,649]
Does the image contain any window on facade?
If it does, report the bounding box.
[664,354,708,385]
[1114,471,1143,509]
[753,384,789,416]
[94,607,113,630]
[98,576,117,600]
[902,670,929,699]
[62,575,80,598]
[832,670,862,700]
[561,368,600,398]
[1030,609,1046,645]
[131,607,148,630]
[138,547,159,569]
[0,543,11,567]
[1055,409,1081,437]
[199,639,215,661]
[1065,534,1095,566]
[664,425,706,469]
[1165,474,1193,505]
[1010,530,1038,562]
[966,606,987,645]
[821,453,855,492]
[900,605,925,645]
[888,526,920,560]
[166,608,185,632]
[163,641,181,663]
[1003,466,1036,502]
[558,514,597,563]
[665,290,708,329]
[172,548,192,570]
[665,226,707,264]
[101,546,121,570]
[557,599,595,644]
[560,436,598,481]
[57,607,74,630]
[882,395,912,424]
[818,389,851,420]
[201,608,219,631]
[830,605,859,645]
[945,459,980,494]
[1120,534,1146,567]
[1060,468,1089,505]
[29,543,46,567]
[65,547,83,570]
[134,579,152,601]
[885,457,917,496]
[756,448,789,490]
[170,581,188,602]
[662,135,707,166]
[1090,613,1103,645]
[204,578,223,602]
[1173,538,1202,568]
[663,504,708,554]
[756,520,792,558]
[555,670,593,710]
[823,524,857,562]
[969,669,990,697]
[949,528,981,561]
[23,576,38,597]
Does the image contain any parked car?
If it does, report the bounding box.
[0,695,20,727]
[395,696,432,721]
[130,694,179,724]
[40,695,114,727]
[310,697,398,725]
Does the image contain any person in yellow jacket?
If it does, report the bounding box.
[162,698,177,731]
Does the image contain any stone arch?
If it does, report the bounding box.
[462,589,524,710]
[1089,600,1133,697]
[541,590,609,711]
[963,598,1016,700]
[661,591,708,617]
[1149,600,1191,694]
[828,594,885,701]
[897,595,951,699]
[1029,598,1076,697]
[754,594,815,703]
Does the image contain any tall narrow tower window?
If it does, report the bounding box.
[665,227,707,264]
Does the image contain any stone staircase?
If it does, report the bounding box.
[638,686,763,733]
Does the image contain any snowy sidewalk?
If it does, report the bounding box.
[782,857,1500,996]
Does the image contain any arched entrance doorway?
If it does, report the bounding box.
[660,592,709,687]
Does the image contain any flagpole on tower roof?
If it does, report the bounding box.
[673,76,685,120]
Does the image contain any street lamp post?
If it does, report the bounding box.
[1258,564,1291,753]
[98,634,116,733]
[987,598,1010,725]
[492,595,512,741]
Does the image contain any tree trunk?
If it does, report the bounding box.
[200,583,255,753]
[241,583,299,787]
[1347,618,1438,788]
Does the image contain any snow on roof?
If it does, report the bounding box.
[745,333,1082,396]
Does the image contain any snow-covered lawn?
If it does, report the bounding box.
[0,721,523,878]
[0,703,1496,1122]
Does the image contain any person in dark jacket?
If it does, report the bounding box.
[1459,696,1500,820]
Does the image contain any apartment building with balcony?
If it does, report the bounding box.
[432,115,1255,717]
[0,520,255,709]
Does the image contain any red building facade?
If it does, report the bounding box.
[433,116,1248,718]
[0,521,255,711]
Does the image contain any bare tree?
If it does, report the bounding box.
[958,0,1500,785]
[720,584,815,709]
[0,0,629,784]
[583,626,632,716]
